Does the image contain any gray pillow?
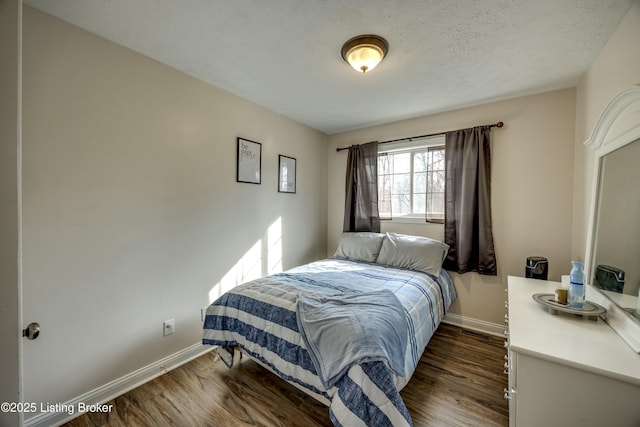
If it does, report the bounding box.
[376,232,449,276]
[333,232,386,263]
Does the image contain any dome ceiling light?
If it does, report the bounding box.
[341,34,389,73]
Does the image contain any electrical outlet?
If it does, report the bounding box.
[163,319,175,336]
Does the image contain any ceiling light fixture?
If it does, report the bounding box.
[341,34,389,73]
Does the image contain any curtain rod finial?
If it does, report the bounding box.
[496,121,504,128]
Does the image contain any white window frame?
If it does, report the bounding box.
[378,135,445,224]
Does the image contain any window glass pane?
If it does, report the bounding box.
[393,194,411,215]
[435,170,445,191]
[414,172,426,193]
[379,174,392,193]
[379,200,392,217]
[413,152,428,172]
[392,173,410,194]
[427,170,445,192]
[413,193,425,213]
[426,171,435,192]
[430,148,444,165]
[393,153,410,173]
[379,173,392,217]
[378,155,391,174]
[436,170,445,191]
[426,193,444,215]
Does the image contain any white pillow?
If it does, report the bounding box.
[333,232,386,263]
[376,232,449,276]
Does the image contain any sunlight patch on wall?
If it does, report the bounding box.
[268,217,282,274]
[208,217,283,303]
[208,239,262,303]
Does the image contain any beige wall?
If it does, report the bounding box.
[328,89,577,325]
[21,6,327,415]
[0,1,22,426]
[572,1,640,261]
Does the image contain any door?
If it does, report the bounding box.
[0,1,23,426]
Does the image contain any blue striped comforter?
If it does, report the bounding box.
[202,258,456,426]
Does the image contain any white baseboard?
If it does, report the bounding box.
[25,343,213,427]
[443,313,505,338]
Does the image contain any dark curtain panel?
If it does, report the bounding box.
[443,126,497,275]
[343,141,380,232]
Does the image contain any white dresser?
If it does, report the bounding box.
[505,276,640,427]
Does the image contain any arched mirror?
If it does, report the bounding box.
[585,86,640,353]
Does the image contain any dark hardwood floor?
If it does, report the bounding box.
[64,324,508,426]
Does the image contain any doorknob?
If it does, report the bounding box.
[22,322,40,340]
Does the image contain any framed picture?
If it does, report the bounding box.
[278,155,296,193]
[236,138,261,184]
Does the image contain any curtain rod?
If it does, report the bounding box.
[335,121,504,152]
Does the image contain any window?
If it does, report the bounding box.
[378,137,445,223]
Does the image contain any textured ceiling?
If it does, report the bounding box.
[24,0,634,134]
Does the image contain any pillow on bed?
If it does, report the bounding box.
[376,232,449,276]
[333,232,386,263]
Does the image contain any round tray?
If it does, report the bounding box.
[532,293,606,320]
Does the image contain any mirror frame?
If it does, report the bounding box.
[584,85,640,353]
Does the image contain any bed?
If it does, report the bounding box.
[202,232,456,426]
